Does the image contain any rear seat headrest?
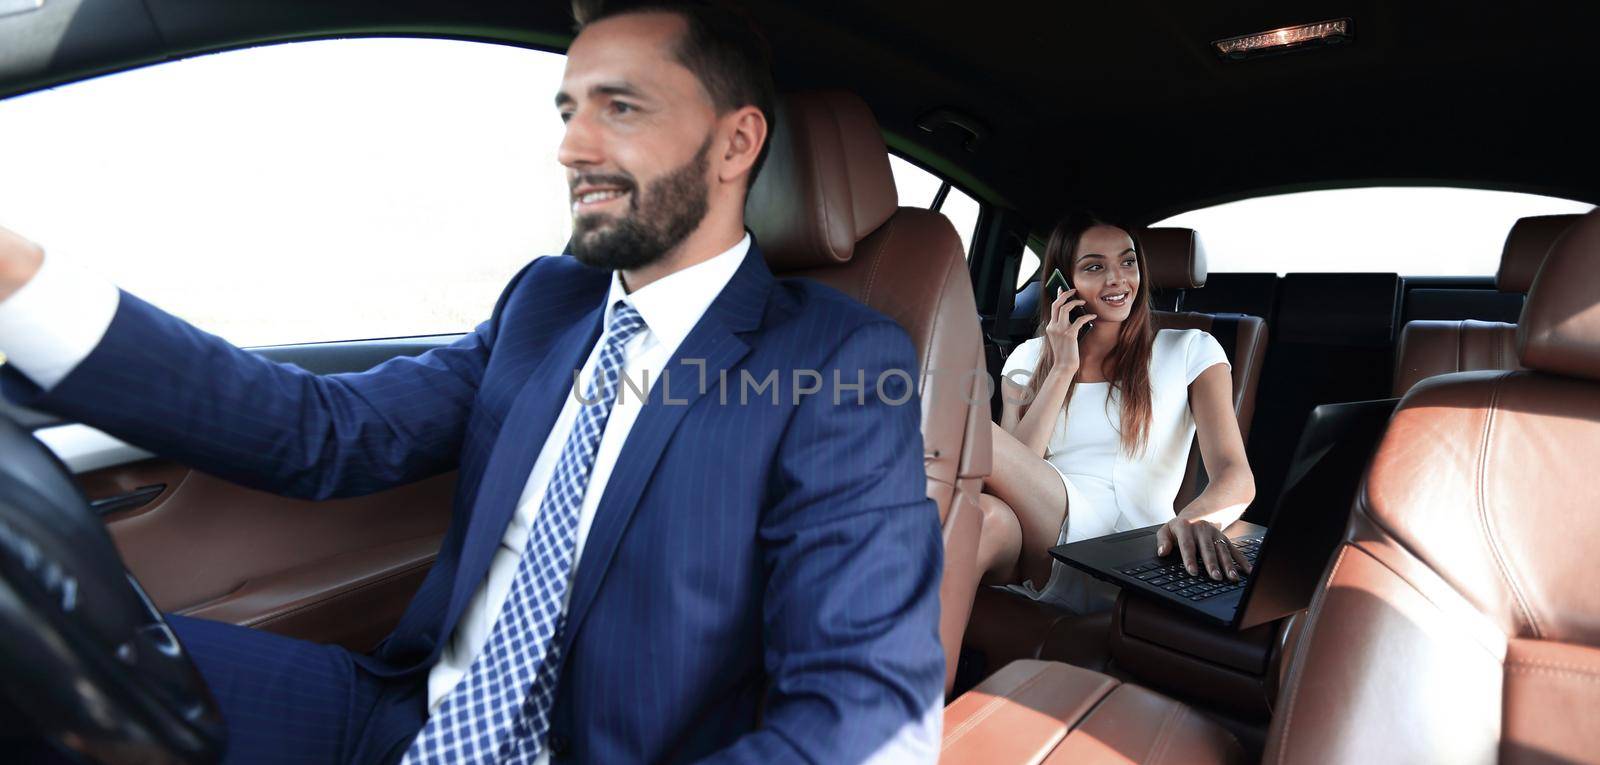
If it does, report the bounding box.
[1498,214,1580,293]
[745,90,898,271]
[1518,209,1600,380]
[1138,227,1208,290]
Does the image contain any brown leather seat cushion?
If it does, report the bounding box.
[943,660,1242,764]
[1267,208,1600,763]
[1140,228,1208,291]
[962,587,1114,676]
[747,90,990,696]
[1390,214,1579,396]
[1497,214,1581,294]
[1392,318,1521,396]
[1150,311,1267,442]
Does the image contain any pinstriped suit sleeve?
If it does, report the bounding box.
[0,260,536,500]
[697,320,944,765]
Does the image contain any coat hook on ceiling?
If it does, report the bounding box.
[917,108,989,153]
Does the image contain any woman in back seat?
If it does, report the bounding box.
[980,213,1256,614]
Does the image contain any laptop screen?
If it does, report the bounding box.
[1237,397,1400,629]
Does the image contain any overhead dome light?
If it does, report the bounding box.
[1214,18,1352,60]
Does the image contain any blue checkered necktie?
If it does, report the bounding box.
[404,300,648,765]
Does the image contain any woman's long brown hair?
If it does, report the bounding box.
[1023,212,1157,455]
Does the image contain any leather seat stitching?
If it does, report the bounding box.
[806,111,838,262]
[1355,429,1512,659]
[831,106,855,247]
[1475,373,1544,638]
[1270,544,1349,765]
[1238,322,1263,424]
[825,105,854,260]
[1491,326,1502,371]
[1506,665,1600,682]
[860,216,897,305]
[920,234,958,384]
[1345,533,1506,661]
[1186,241,1196,287]
[1506,658,1600,675]
[1219,725,1244,757]
[1050,678,1125,756]
[1144,701,1183,764]
[941,670,1054,745]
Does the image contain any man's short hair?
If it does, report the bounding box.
[572,0,777,189]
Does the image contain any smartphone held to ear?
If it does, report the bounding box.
[1045,268,1093,335]
[1044,268,1069,305]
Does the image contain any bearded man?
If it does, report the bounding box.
[0,1,943,763]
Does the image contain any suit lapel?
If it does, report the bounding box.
[445,286,607,631]
[557,243,775,657]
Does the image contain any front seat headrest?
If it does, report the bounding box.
[746,90,899,271]
[1138,227,1208,290]
[1518,208,1600,380]
[1498,214,1580,293]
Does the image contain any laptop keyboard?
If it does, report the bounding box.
[1116,537,1262,602]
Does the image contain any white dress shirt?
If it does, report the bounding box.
[426,234,750,720]
[0,249,120,389]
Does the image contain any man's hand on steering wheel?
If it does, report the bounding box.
[0,224,45,303]
[1155,515,1254,582]
[0,410,227,763]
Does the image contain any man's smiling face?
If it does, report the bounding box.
[556,11,721,271]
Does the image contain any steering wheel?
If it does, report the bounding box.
[0,413,225,764]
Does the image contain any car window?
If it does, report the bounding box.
[1018,243,1042,290]
[0,38,572,347]
[887,154,981,256]
[940,186,982,258]
[1154,187,1595,276]
[889,155,943,209]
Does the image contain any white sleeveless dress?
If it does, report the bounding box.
[1000,328,1229,614]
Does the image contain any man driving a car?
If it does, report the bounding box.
[0,1,945,763]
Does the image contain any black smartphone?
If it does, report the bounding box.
[1044,268,1093,334]
[1044,268,1069,305]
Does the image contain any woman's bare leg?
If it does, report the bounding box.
[976,493,1022,585]
[984,421,1069,589]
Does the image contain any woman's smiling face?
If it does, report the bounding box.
[1071,224,1141,323]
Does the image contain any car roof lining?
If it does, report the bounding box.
[2,0,1595,227]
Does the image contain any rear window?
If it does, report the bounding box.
[1154,187,1594,276]
[887,154,982,257]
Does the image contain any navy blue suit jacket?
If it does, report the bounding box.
[4,241,944,763]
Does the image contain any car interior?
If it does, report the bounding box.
[2,1,1599,763]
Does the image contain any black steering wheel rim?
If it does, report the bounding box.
[0,412,225,764]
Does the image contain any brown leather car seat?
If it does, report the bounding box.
[745,90,990,696]
[943,659,1243,764]
[1142,227,1269,508]
[1266,208,1600,763]
[1391,214,1578,396]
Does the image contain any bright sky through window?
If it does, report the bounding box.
[1157,188,1594,276]
[0,38,574,346]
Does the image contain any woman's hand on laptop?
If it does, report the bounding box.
[1156,515,1254,582]
[0,224,44,303]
